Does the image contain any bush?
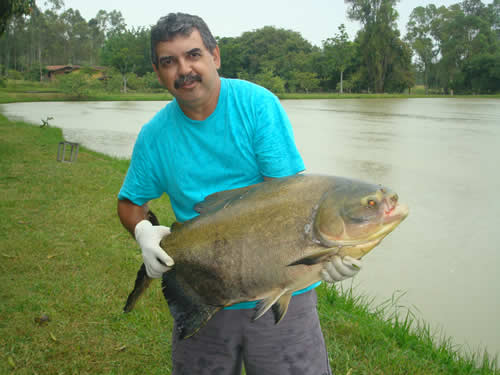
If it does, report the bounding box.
[23,66,49,82]
[57,72,90,98]
[143,72,163,91]
[7,69,23,80]
[125,73,145,91]
[253,69,286,94]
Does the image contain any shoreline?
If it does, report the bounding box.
[1,80,500,104]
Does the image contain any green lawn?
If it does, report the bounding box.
[0,113,498,374]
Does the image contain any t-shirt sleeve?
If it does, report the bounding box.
[117,129,163,205]
[253,93,305,178]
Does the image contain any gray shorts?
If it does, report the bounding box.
[171,289,332,375]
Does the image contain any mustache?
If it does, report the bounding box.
[174,73,202,89]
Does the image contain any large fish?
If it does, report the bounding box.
[124,174,408,339]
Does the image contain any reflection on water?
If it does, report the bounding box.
[2,98,500,359]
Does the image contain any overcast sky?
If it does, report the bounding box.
[53,0,493,47]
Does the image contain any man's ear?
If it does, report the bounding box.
[212,46,221,69]
[152,63,161,83]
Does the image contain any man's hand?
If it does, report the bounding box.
[134,220,174,278]
[321,256,362,283]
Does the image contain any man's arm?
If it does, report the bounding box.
[117,199,150,237]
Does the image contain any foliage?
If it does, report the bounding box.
[56,71,90,98]
[0,0,33,35]
[409,0,500,94]
[219,26,318,92]
[252,69,286,94]
[100,28,150,93]
[346,0,414,93]
[323,24,356,93]
[24,65,48,81]
[406,5,439,94]
[287,71,321,93]
[0,1,498,94]
[0,3,127,74]
[462,51,500,93]
[7,69,23,80]
[142,71,164,91]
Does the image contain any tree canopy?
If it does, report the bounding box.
[1,0,499,94]
[0,0,34,35]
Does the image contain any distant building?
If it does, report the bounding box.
[45,65,107,80]
[46,65,81,80]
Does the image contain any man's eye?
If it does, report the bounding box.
[160,58,173,66]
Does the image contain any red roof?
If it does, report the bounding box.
[46,65,81,72]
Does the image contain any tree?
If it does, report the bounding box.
[0,0,33,35]
[237,26,314,79]
[287,71,320,93]
[217,36,243,78]
[345,0,412,93]
[323,24,355,93]
[462,51,500,93]
[430,1,499,93]
[100,28,149,92]
[406,5,439,94]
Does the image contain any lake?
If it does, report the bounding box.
[2,98,499,358]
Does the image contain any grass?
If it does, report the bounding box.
[0,115,176,374]
[0,104,499,374]
[318,286,498,374]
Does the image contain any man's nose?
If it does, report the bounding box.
[177,58,191,75]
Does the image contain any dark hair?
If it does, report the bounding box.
[151,13,217,67]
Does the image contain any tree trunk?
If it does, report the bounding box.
[424,64,429,95]
[123,75,128,93]
[38,46,42,81]
[340,70,344,94]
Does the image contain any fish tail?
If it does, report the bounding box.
[123,263,152,312]
[123,209,159,313]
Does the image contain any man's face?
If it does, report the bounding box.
[153,29,221,110]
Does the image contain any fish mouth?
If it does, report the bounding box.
[320,203,409,258]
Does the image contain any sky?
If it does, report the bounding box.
[50,0,493,47]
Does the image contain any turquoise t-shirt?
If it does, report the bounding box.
[119,78,319,308]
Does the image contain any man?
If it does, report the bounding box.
[118,12,362,375]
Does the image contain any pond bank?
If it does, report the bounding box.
[1,80,499,104]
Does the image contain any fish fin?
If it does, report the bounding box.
[193,184,258,214]
[272,293,292,324]
[253,289,288,321]
[162,269,221,340]
[123,263,153,313]
[287,247,340,266]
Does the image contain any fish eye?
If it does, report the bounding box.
[367,199,377,208]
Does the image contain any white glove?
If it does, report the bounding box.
[134,220,174,278]
[321,256,362,283]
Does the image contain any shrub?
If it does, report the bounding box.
[57,72,90,98]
